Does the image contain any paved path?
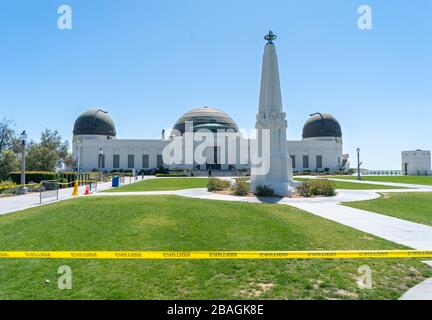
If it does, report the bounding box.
[0,176,146,215]
[400,261,432,300]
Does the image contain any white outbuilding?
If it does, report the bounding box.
[401,150,431,176]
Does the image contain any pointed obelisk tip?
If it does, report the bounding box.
[264,30,277,44]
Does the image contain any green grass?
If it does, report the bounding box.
[326,175,432,186]
[104,177,209,192]
[293,178,404,190]
[0,196,430,299]
[344,192,432,226]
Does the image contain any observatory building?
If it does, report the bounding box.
[72,32,349,175]
[72,107,349,174]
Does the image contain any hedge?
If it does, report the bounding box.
[155,173,188,177]
[8,171,59,184]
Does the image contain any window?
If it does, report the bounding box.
[98,154,105,169]
[128,154,135,168]
[157,154,164,168]
[303,155,309,169]
[113,154,120,169]
[316,155,322,169]
[290,155,296,169]
[142,154,149,168]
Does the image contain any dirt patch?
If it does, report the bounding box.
[336,289,359,299]
[238,282,275,298]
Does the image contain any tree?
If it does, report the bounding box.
[0,118,18,153]
[26,143,59,171]
[0,150,20,181]
[25,129,71,172]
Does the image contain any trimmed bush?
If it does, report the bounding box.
[230,178,249,196]
[254,185,274,197]
[156,173,188,177]
[8,171,58,184]
[138,169,156,175]
[207,177,230,191]
[156,167,169,174]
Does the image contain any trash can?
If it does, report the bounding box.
[112,176,120,187]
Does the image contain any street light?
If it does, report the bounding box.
[98,148,104,180]
[357,148,362,181]
[18,131,28,195]
[76,141,81,173]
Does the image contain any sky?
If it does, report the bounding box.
[0,0,430,169]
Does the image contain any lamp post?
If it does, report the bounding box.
[76,141,81,173]
[18,131,28,195]
[357,148,362,180]
[98,148,104,181]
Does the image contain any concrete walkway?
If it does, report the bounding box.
[0,176,146,215]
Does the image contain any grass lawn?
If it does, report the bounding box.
[293,178,404,190]
[326,175,432,186]
[0,195,430,300]
[104,177,209,192]
[344,192,432,227]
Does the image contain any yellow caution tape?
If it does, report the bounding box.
[0,250,431,259]
[0,180,97,191]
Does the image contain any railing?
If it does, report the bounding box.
[39,180,60,204]
[366,170,403,176]
[192,170,249,177]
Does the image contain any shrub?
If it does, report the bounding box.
[156,167,169,174]
[59,172,78,184]
[254,185,274,197]
[8,171,58,184]
[0,180,18,194]
[297,179,335,197]
[230,178,249,196]
[156,173,188,177]
[138,169,156,175]
[310,179,336,196]
[297,181,312,197]
[207,177,230,191]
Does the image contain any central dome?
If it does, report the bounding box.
[172,106,239,136]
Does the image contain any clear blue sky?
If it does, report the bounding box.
[0,0,430,169]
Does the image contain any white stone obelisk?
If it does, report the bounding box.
[250,31,293,195]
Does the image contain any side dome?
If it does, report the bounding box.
[172,106,239,136]
[73,109,116,137]
[302,112,342,139]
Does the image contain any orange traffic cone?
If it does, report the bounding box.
[84,185,91,195]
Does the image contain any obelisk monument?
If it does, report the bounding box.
[250,31,293,195]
